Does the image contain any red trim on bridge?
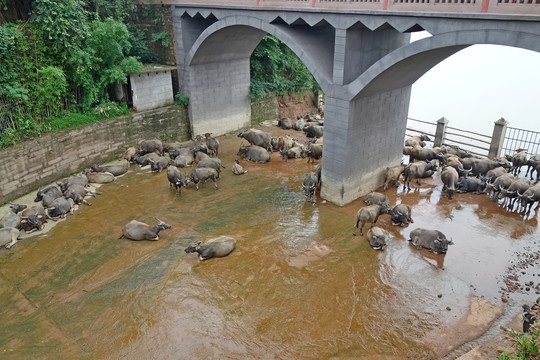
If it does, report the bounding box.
[383,0,389,10]
[481,0,489,12]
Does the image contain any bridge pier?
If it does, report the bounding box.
[321,87,411,206]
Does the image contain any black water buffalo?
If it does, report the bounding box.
[64,184,97,206]
[169,146,192,160]
[408,228,452,254]
[519,183,540,215]
[364,192,390,208]
[366,227,387,250]
[303,125,323,138]
[527,160,540,182]
[441,166,459,200]
[197,158,225,179]
[237,145,271,163]
[456,177,486,194]
[302,172,319,204]
[403,160,437,190]
[506,150,528,176]
[186,168,219,190]
[306,143,322,164]
[19,206,47,233]
[389,204,413,226]
[409,146,443,163]
[166,165,187,196]
[184,236,236,261]
[120,219,171,241]
[91,163,128,177]
[137,139,163,156]
[35,186,63,208]
[204,133,219,157]
[46,196,75,220]
[133,152,161,167]
[150,156,170,173]
[353,204,390,236]
[484,173,515,200]
[384,164,404,191]
[57,175,88,192]
[445,157,471,178]
[238,130,272,151]
[0,204,27,229]
[526,154,540,178]
[468,158,506,177]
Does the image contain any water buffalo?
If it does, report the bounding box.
[302,172,319,204]
[484,173,515,200]
[57,175,88,192]
[0,227,20,249]
[194,150,211,163]
[19,206,47,233]
[238,130,272,151]
[184,236,236,261]
[133,152,161,167]
[405,134,430,148]
[468,158,507,177]
[137,139,163,156]
[0,204,27,229]
[232,159,248,175]
[403,160,437,190]
[166,165,187,196]
[409,146,444,164]
[120,146,137,164]
[64,184,98,206]
[366,227,387,250]
[303,125,323,138]
[284,146,307,159]
[169,146,192,160]
[293,118,305,131]
[175,150,195,168]
[440,145,469,158]
[408,228,453,254]
[353,204,390,236]
[91,163,128,177]
[498,178,531,210]
[383,164,404,191]
[506,150,528,175]
[197,158,225,179]
[440,166,458,200]
[83,170,115,184]
[389,204,413,226]
[186,168,219,190]
[484,166,507,184]
[120,219,171,241]
[204,133,219,157]
[35,186,63,208]
[519,183,540,215]
[237,145,271,163]
[445,157,471,178]
[364,192,390,208]
[526,154,540,178]
[306,143,322,164]
[277,118,292,130]
[527,160,540,182]
[456,177,486,194]
[150,156,170,173]
[46,196,75,220]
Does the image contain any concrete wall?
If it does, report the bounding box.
[0,106,190,205]
[131,70,175,112]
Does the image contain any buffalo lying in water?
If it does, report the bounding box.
[120,219,171,241]
[184,236,236,261]
[408,228,453,254]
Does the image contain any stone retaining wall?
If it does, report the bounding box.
[0,105,190,205]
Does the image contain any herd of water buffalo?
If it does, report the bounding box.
[1,115,539,259]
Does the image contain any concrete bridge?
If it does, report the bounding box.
[148,0,540,205]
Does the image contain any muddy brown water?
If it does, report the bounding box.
[1,123,539,359]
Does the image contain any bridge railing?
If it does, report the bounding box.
[405,117,539,158]
[154,0,540,16]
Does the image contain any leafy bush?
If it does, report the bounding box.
[175,93,189,108]
[498,330,540,360]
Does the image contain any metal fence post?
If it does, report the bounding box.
[488,118,508,159]
[434,117,448,147]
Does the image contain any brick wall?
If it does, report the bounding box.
[0,105,190,205]
[131,70,175,112]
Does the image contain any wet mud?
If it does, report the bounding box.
[0,122,538,359]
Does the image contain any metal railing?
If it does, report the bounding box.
[443,125,491,157]
[405,117,436,142]
[502,126,540,156]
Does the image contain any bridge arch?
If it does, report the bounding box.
[346,29,540,101]
[185,15,332,93]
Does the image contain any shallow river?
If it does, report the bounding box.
[0,124,539,359]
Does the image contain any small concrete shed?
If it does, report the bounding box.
[130,64,176,112]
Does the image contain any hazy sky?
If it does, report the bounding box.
[408,32,540,136]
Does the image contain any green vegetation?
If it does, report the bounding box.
[249,35,320,100]
[498,330,540,360]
